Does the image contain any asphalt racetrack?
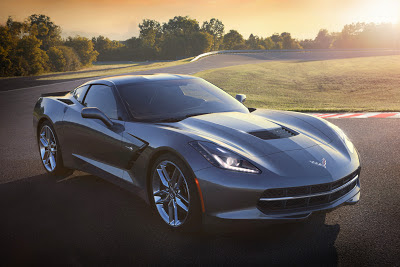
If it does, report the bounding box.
[0,51,399,265]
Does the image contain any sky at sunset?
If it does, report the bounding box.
[1,0,399,41]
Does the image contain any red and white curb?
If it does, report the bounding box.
[312,112,400,119]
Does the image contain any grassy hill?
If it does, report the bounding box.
[195,55,400,112]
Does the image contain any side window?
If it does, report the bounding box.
[73,85,89,103]
[83,84,119,120]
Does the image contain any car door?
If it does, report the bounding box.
[62,84,130,175]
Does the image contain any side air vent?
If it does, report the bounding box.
[57,98,74,105]
[249,127,298,140]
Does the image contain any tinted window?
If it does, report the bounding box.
[73,85,89,103]
[83,85,118,120]
[118,78,249,121]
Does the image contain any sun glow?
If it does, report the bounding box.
[359,0,400,24]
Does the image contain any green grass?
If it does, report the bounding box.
[195,55,400,112]
[37,57,193,81]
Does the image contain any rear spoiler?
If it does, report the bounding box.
[41,91,70,97]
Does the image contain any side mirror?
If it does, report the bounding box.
[81,107,113,128]
[235,94,246,104]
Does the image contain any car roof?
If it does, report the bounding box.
[86,74,196,87]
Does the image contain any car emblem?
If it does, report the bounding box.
[309,158,327,168]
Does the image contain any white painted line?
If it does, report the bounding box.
[318,114,341,118]
[352,112,380,118]
[311,112,400,118]
[329,113,356,118]
[389,113,400,118]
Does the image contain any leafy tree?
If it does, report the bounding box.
[202,18,224,50]
[188,32,213,55]
[14,34,49,75]
[246,34,265,50]
[261,37,275,50]
[332,23,366,48]
[161,16,203,58]
[27,14,62,50]
[139,19,162,49]
[6,17,26,38]
[123,37,146,60]
[274,41,283,50]
[299,39,315,49]
[314,29,333,48]
[138,19,163,59]
[222,30,245,50]
[47,46,81,71]
[65,36,99,65]
[160,35,186,59]
[92,35,113,52]
[58,46,81,70]
[47,46,66,71]
[281,32,302,49]
[163,16,200,36]
[92,35,125,61]
[270,33,282,43]
[0,46,12,76]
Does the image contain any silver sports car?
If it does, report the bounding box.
[33,74,361,231]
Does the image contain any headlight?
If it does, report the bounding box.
[190,141,261,174]
[326,121,354,153]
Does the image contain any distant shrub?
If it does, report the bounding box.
[47,46,81,72]
[65,36,99,66]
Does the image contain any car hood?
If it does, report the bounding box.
[175,112,330,157]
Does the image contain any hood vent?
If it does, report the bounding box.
[249,127,298,140]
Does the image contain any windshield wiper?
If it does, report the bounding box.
[155,112,212,123]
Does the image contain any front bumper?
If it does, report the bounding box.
[195,165,361,223]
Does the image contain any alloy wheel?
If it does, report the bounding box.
[152,160,190,227]
[39,125,57,172]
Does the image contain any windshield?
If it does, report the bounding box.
[117,78,249,121]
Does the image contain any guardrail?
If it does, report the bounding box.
[190,48,400,62]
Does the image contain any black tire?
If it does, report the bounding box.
[38,121,73,177]
[149,153,202,232]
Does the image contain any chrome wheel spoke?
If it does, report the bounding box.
[49,153,56,170]
[43,150,50,161]
[157,167,169,187]
[168,199,174,225]
[170,168,179,186]
[173,199,179,226]
[40,147,46,159]
[40,137,48,148]
[174,175,182,190]
[45,126,50,141]
[43,156,50,165]
[154,189,168,197]
[160,165,171,182]
[177,193,189,204]
[176,196,188,212]
[155,195,169,205]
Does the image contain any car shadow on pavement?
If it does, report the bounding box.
[0,173,340,265]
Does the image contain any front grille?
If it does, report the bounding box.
[257,168,360,214]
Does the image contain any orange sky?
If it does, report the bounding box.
[1,0,399,40]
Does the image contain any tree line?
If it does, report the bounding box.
[1,14,399,77]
